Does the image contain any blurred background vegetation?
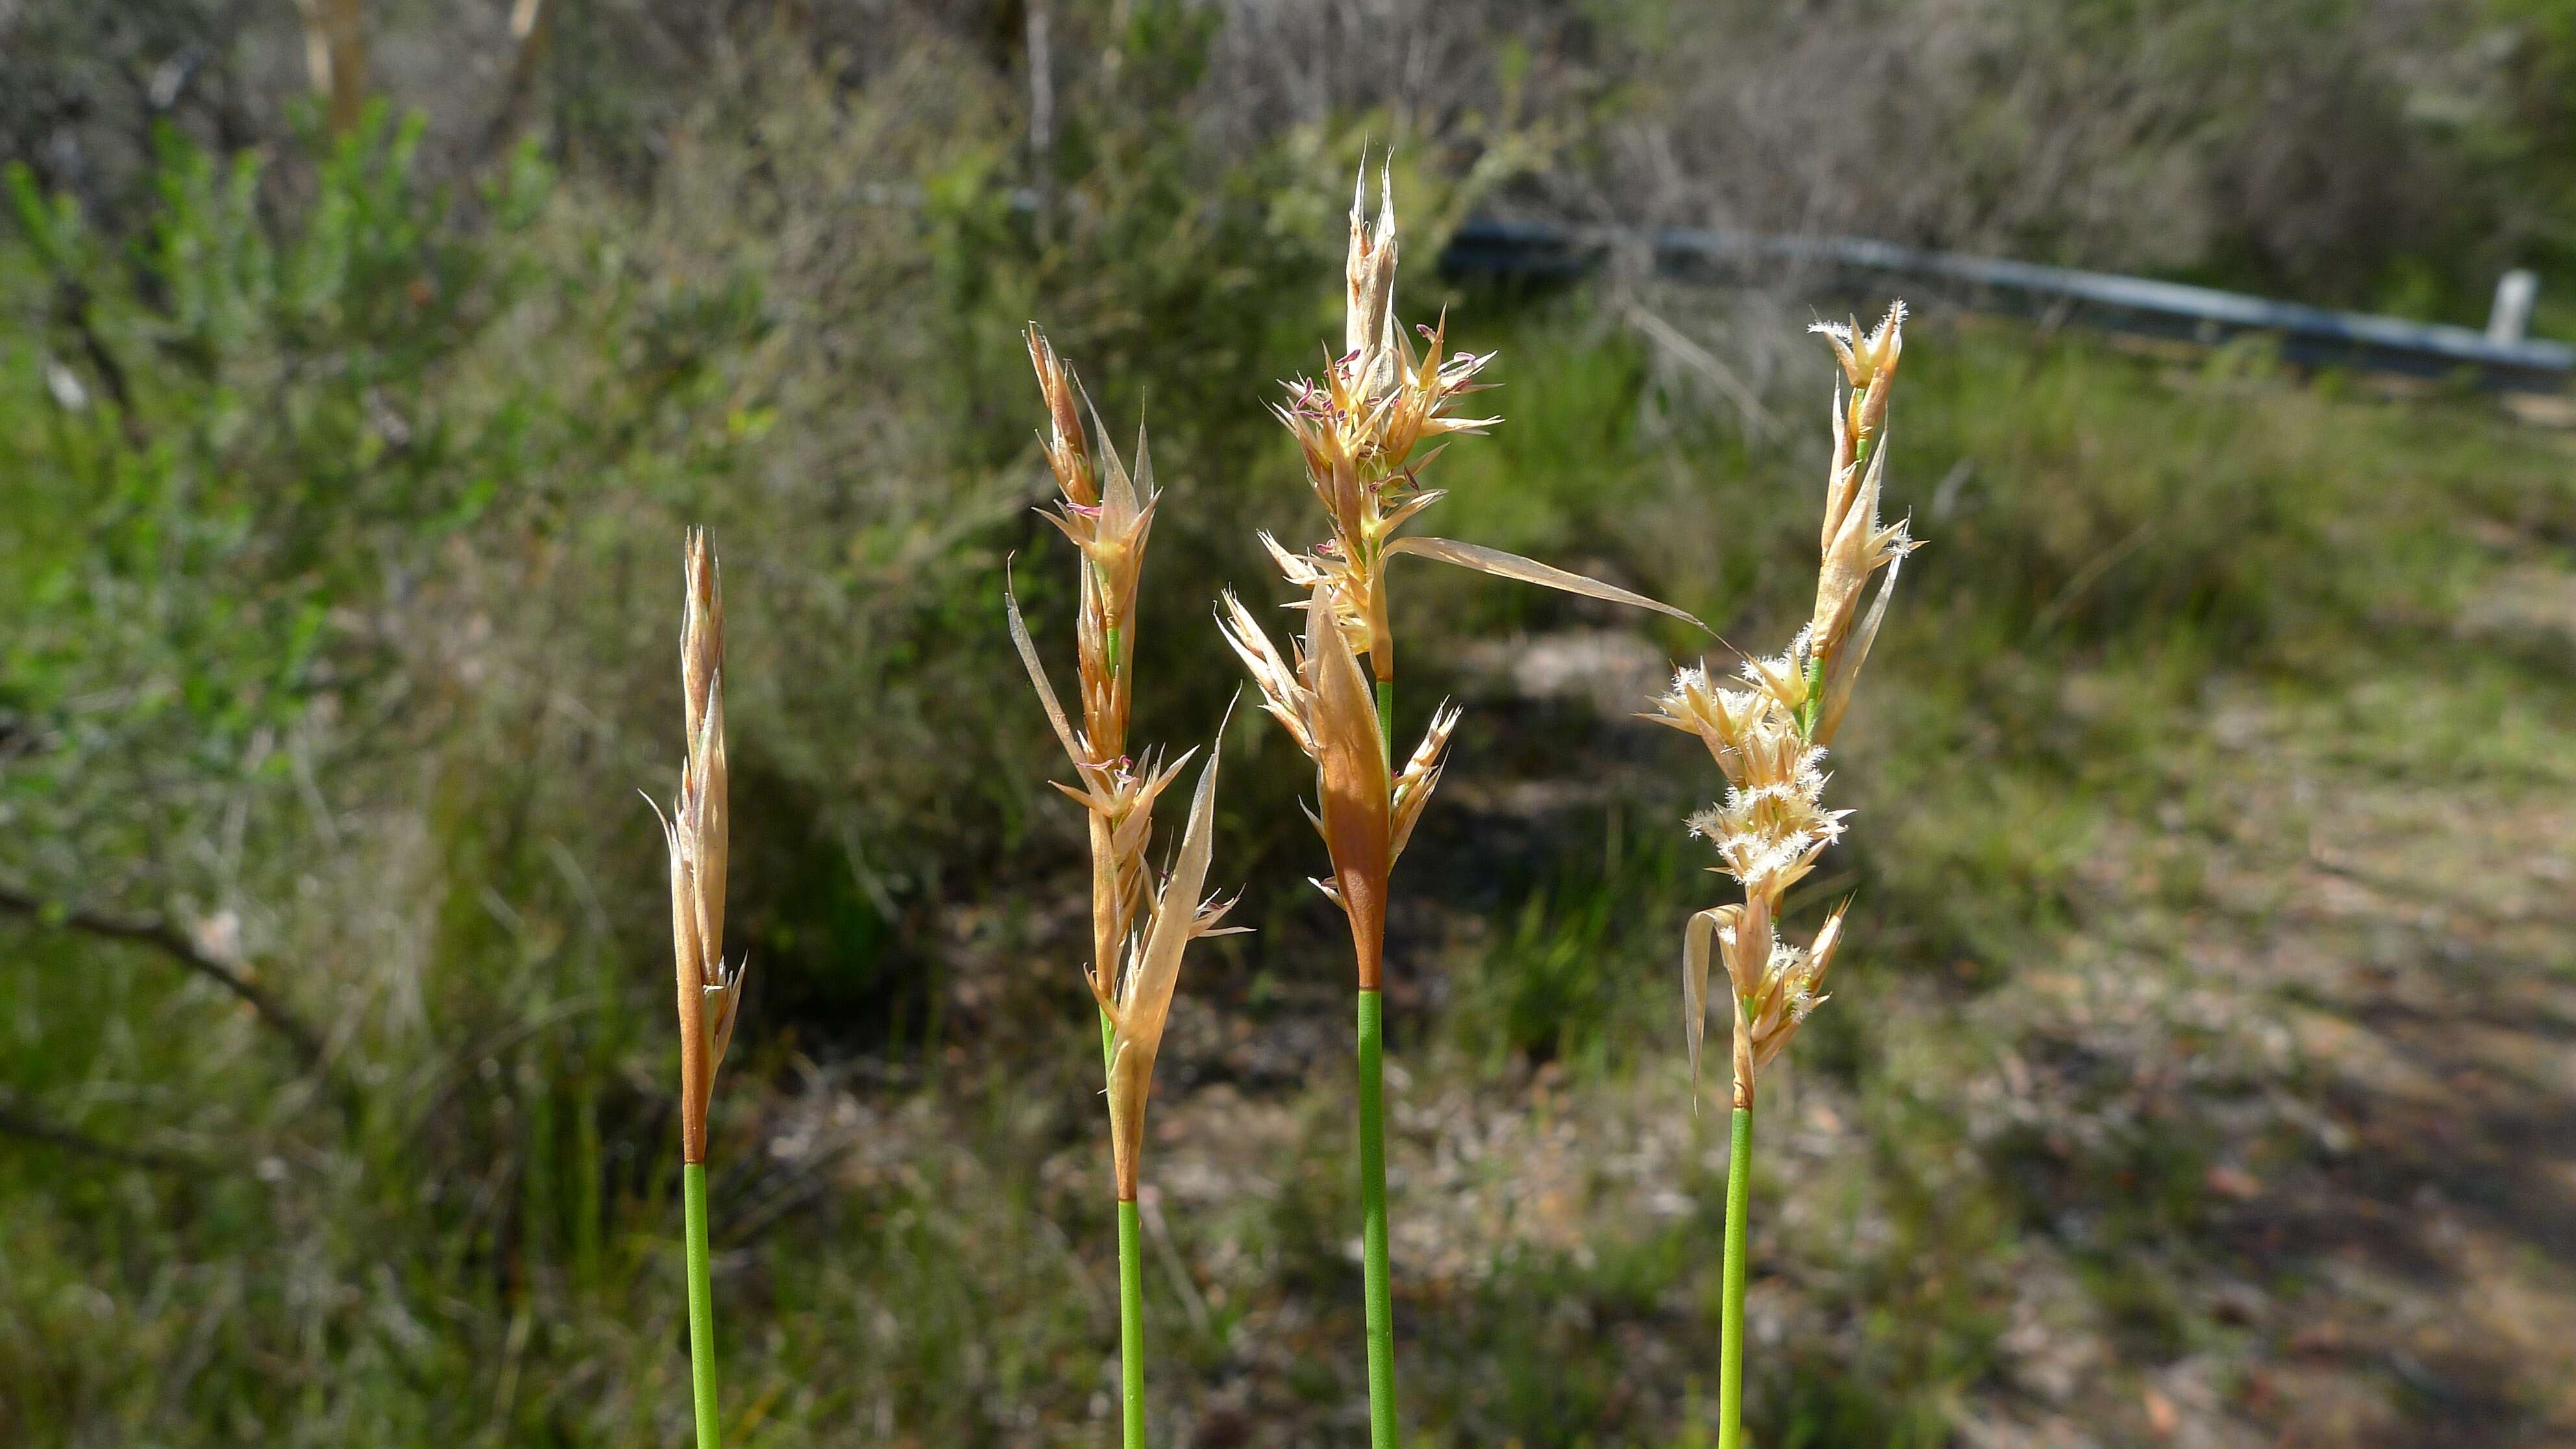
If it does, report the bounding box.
[5,1,2575,1444]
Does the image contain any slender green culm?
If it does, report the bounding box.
[1356,987,1398,1449]
[1716,1105,1753,1449]
[1117,1199,1148,1449]
[1102,1003,1148,1449]
[682,1162,721,1449]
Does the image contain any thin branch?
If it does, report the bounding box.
[0,885,326,1069]
[479,0,551,163]
[0,1098,203,1174]
[292,0,369,134]
[1624,301,1777,439]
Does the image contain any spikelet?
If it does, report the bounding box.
[1663,304,1915,1110]
[1013,328,1239,1199]
[1026,325,1157,758]
[1219,584,1424,990]
[654,528,746,1165]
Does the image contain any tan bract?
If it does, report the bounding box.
[653,528,747,1165]
[1011,328,1239,1201]
[1653,304,1915,1110]
[1027,325,1154,761]
[1217,584,1413,990]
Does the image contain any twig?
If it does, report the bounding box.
[1624,301,1778,439]
[479,0,551,162]
[0,1096,204,1173]
[1139,1187,1213,1337]
[0,884,326,1069]
[2029,519,2155,637]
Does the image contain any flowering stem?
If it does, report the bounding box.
[1716,1104,1753,1449]
[682,1162,721,1449]
[1117,1199,1148,1448]
[1357,987,1399,1448]
[1101,1006,1148,1449]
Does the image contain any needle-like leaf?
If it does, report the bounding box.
[1385,536,1710,633]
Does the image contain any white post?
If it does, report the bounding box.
[2487,269,2538,345]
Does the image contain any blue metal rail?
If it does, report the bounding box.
[1441,218,2575,393]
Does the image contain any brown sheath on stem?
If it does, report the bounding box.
[1307,586,1391,990]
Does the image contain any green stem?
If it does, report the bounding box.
[1357,988,1398,1448]
[1716,1104,1753,1449]
[1375,677,1395,765]
[1101,1004,1148,1449]
[1117,1198,1148,1449]
[682,1161,721,1449]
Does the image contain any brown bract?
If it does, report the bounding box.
[1219,584,1452,994]
[1025,325,1157,756]
[654,529,746,1164]
[1306,585,1392,989]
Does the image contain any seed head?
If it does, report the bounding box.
[1028,325,1097,510]
[1215,582,1461,991]
[1012,330,1240,1200]
[656,528,745,1165]
[1812,302,1905,449]
[1101,737,1241,1200]
[1806,306,1918,745]
[1265,162,1506,683]
[1027,325,1158,753]
[1230,158,1700,1003]
[1666,302,1916,1108]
